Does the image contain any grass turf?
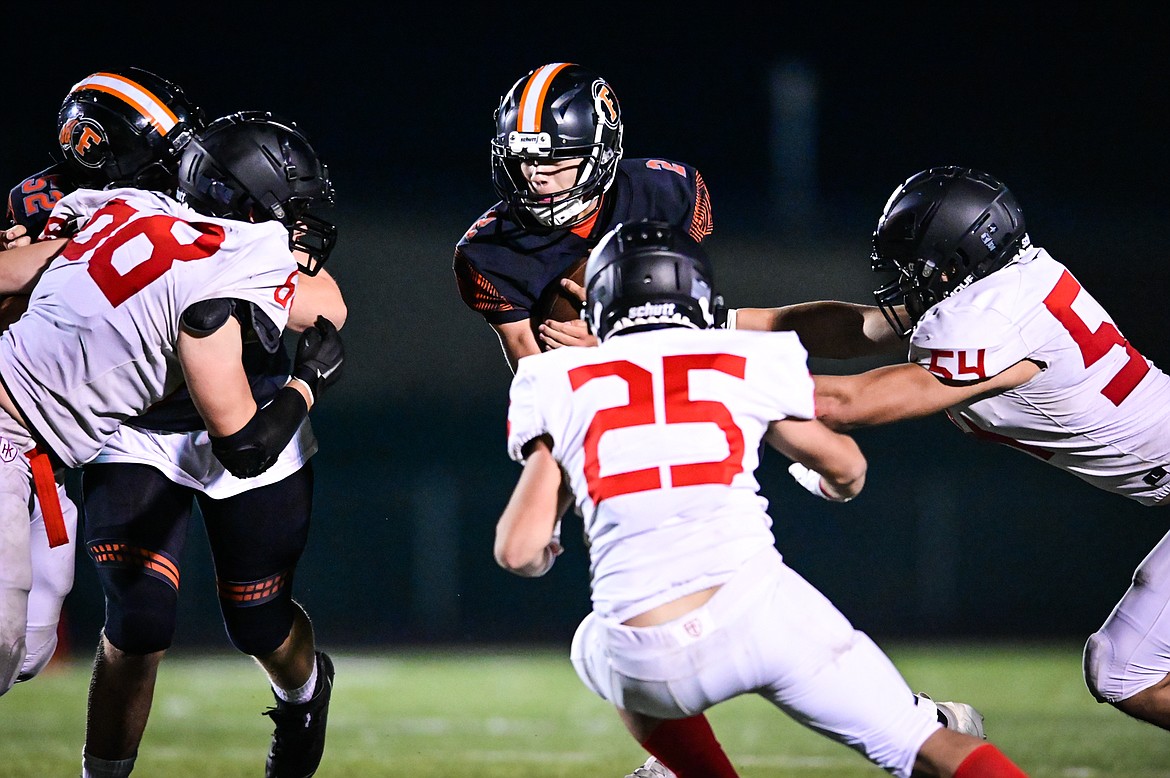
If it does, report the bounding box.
[1,642,1168,777]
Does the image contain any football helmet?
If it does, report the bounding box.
[56,68,205,189]
[177,111,338,275]
[585,220,716,341]
[872,166,1029,336]
[491,63,624,232]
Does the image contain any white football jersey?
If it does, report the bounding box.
[0,188,298,468]
[507,327,815,622]
[910,247,1170,505]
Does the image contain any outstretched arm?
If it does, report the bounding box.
[733,301,906,359]
[290,266,347,332]
[814,359,1042,431]
[0,238,64,293]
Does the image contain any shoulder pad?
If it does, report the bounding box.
[181,298,237,335]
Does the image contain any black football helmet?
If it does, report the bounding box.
[491,63,624,232]
[584,220,716,341]
[56,68,205,190]
[176,111,338,275]
[872,166,1029,336]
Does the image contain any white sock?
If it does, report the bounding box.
[273,659,318,705]
[81,751,136,778]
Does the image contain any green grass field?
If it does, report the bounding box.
[2,642,1168,777]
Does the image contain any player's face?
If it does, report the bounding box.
[519,158,583,200]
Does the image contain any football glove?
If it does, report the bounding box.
[293,315,344,403]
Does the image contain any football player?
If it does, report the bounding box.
[453,62,714,373]
[733,165,1170,734]
[494,221,1029,778]
[2,74,344,778]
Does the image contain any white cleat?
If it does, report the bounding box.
[625,755,676,778]
[916,692,986,739]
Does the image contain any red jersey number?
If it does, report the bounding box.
[1043,270,1148,405]
[568,353,747,503]
[61,198,226,307]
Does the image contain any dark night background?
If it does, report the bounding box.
[2,5,1167,654]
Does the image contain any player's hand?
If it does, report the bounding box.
[539,318,598,350]
[561,276,586,303]
[788,462,854,502]
[1,225,31,251]
[293,315,344,403]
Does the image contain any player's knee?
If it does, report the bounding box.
[222,599,295,657]
[1084,630,1115,703]
[17,624,59,682]
[0,634,27,696]
[102,586,179,655]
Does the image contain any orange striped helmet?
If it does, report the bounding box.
[56,67,205,190]
[491,63,623,232]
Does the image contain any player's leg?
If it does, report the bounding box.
[20,481,77,682]
[80,462,194,776]
[571,607,738,777]
[0,454,34,696]
[1084,527,1170,729]
[199,462,332,778]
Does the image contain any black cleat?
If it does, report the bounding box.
[263,651,335,778]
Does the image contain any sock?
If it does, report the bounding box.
[641,714,738,778]
[954,743,1029,778]
[81,752,136,778]
[273,658,318,705]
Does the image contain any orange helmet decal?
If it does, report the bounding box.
[68,72,180,135]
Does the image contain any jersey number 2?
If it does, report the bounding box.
[568,354,747,503]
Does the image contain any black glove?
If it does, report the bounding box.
[292,315,344,403]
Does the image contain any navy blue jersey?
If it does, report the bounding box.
[454,157,712,326]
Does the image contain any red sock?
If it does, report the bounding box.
[954,743,1029,778]
[641,714,738,778]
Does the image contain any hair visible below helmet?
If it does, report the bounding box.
[584,220,716,341]
[871,166,1029,337]
[56,67,205,190]
[176,111,338,275]
[491,62,624,232]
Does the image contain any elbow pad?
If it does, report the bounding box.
[210,387,308,479]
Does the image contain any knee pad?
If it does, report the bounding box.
[18,623,58,682]
[218,573,296,657]
[0,634,26,696]
[91,548,181,655]
[1084,630,1115,703]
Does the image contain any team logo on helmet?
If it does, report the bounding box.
[59,117,110,169]
[593,81,619,128]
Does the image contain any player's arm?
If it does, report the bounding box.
[181,309,343,478]
[289,265,347,332]
[492,319,542,373]
[0,238,65,293]
[814,359,1042,431]
[733,301,906,359]
[495,435,566,577]
[765,416,867,502]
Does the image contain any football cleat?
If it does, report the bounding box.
[263,651,335,777]
[916,692,986,739]
[625,755,676,778]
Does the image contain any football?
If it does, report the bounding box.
[530,256,587,345]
